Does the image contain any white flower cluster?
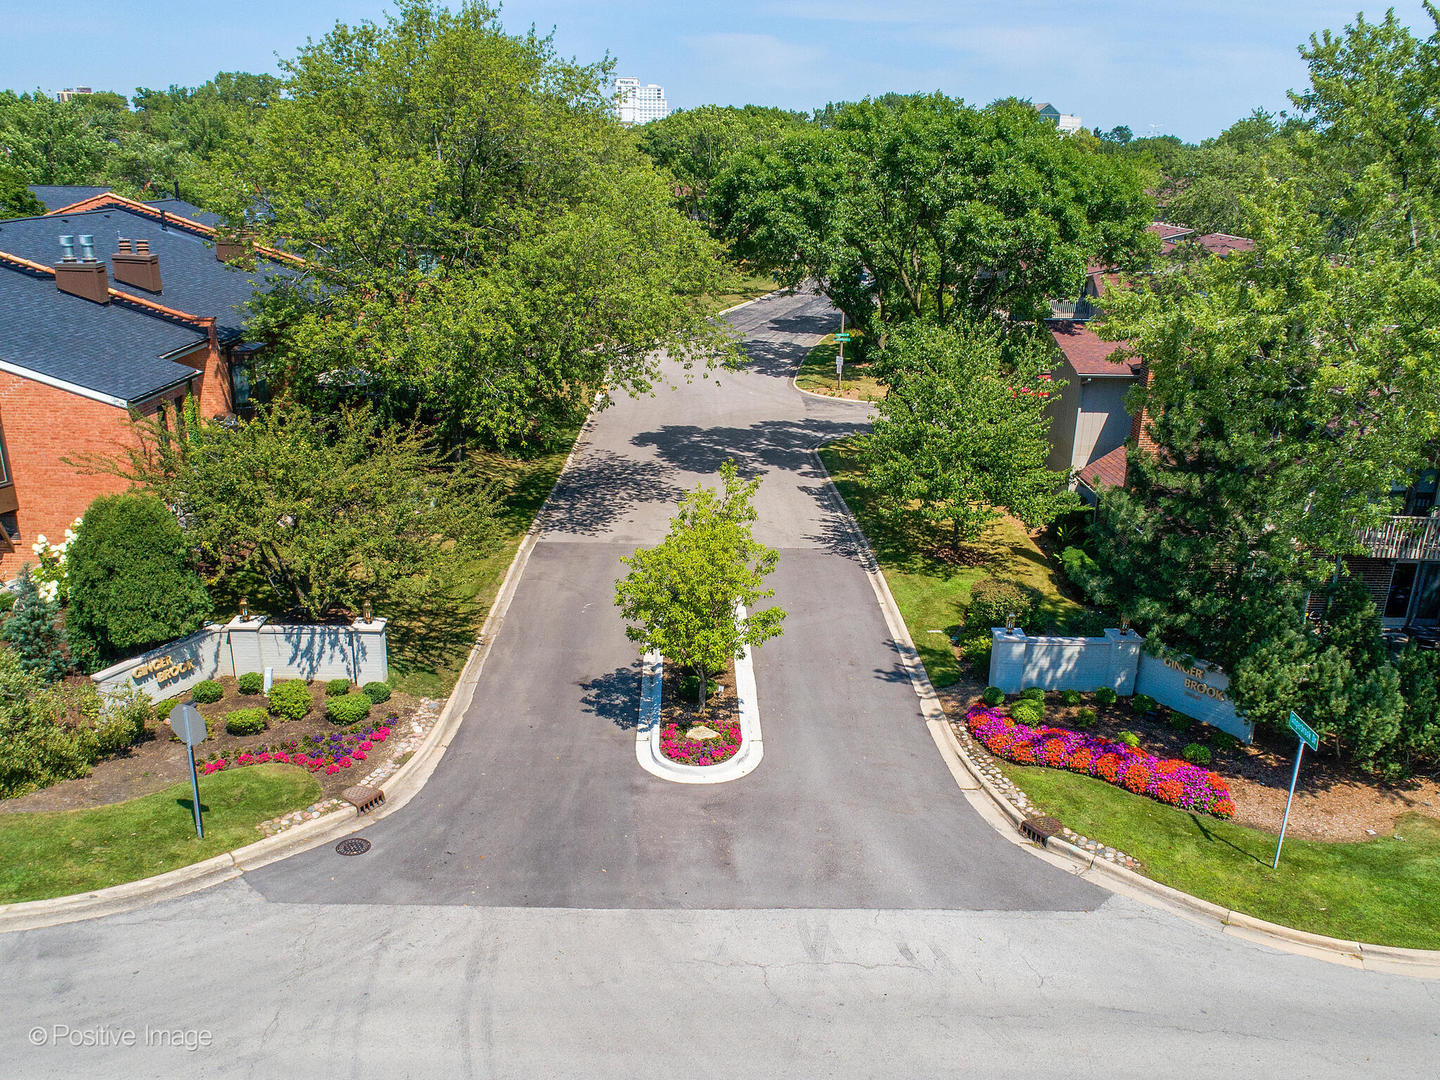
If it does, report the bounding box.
[29,516,82,605]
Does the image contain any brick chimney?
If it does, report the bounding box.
[110,237,162,293]
[215,232,251,265]
[53,233,109,304]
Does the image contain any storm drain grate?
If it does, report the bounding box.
[1019,816,1063,846]
[335,837,372,856]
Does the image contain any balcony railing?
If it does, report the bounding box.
[1357,514,1440,561]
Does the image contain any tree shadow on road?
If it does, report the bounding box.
[541,447,685,537]
[581,665,642,730]
[631,418,861,478]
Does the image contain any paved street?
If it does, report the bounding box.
[1,290,1435,1078]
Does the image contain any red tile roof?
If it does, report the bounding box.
[1050,322,1141,377]
[1080,443,1128,492]
[1160,231,1256,256]
[1147,221,1194,241]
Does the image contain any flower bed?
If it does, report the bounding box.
[199,725,391,777]
[659,719,742,767]
[966,705,1235,818]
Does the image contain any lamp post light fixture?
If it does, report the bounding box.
[1005,612,1017,635]
[362,599,373,623]
[1120,616,1131,636]
[239,597,250,621]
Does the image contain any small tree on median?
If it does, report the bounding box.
[615,461,785,715]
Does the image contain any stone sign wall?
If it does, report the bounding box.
[92,616,389,703]
[988,626,1253,742]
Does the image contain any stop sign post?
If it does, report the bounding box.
[167,702,208,839]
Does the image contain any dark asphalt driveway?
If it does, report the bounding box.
[249,289,1103,911]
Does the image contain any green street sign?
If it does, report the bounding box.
[834,332,852,342]
[1288,710,1318,750]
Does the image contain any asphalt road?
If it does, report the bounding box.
[1,289,1435,1078]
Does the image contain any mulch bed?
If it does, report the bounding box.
[937,681,1440,842]
[0,677,426,813]
[658,657,741,765]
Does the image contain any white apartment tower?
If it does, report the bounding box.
[614,77,668,125]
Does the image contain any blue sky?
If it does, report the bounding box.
[3,1,1436,142]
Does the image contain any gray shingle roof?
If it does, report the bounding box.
[25,185,114,212]
[143,198,223,227]
[0,263,207,404]
[0,204,298,340]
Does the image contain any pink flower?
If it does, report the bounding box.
[352,751,367,761]
[338,757,353,768]
[358,741,373,752]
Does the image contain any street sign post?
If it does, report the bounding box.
[1273,710,1318,868]
[835,313,845,393]
[834,332,851,342]
[167,702,208,839]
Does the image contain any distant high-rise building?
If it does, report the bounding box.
[57,87,94,103]
[614,77,668,125]
[1034,102,1082,135]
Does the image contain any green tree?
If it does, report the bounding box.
[0,568,70,683]
[0,162,42,217]
[635,103,808,219]
[93,401,500,622]
[1082,187,1440,740]
[66,493,212,664]
[710,93,1153,338]
[202,0,735,448]
[864,320,1074,555]
[615,462,785,714]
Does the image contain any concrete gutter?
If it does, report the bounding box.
[814,449,1440,980]
[0,400,604,935]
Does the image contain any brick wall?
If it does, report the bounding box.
[0,374,184,577]
[1126,364,1158,456]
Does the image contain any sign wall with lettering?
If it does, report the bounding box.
[1135,652,1253,742]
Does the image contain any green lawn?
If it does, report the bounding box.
[0,764,321,904]
[1002,763,1440,949]
[819,437,1083,687]
[795,334,886,401]
[702,268,777,313]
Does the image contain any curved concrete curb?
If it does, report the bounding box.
[716,290,781,317]
[0,403,604,935]
[812,449,1440,980]
[635,607,763,785]
[791,376,880,406]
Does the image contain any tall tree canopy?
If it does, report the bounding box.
[709,94,1153,339]
[634,104,808,220]
[1080,186,1440,738]
[865,319,1074,554]
[203,0,735,447]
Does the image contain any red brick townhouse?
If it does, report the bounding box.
[1043,223,1439,632]
[0,189,300,576]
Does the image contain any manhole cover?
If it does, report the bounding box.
[335,837,372,856]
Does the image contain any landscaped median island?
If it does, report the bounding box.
[658,657,743,767]
[793,331,885,401]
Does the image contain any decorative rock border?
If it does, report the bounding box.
[635,607,763,785]
[254,698,443,838]
[948,717,1140,871]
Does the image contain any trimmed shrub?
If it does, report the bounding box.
[237,671,264,695]
[153,697,183,726]
[325,677,352,697]
[191,679,224,705]
[1213,732,1240,751]
[1020,687,1045,702]
[965,579,1041,632]
[1168,709,1191,732]
[1057,545,1100,588]
[362,681,392,704]
[1075,706,1098,728]
[678,673,720,703]
[1094,686,1118,706]
[981,686,1004,707]
[225,708,268,736]
[1061,689,1082,706]
[1183,743,1213,766]
[65,493,211,664]
[267,680,313,722]
[92,689,151,753]
[1010,698,1044,725]
[959,633,991,677]
[326,691,372,725]
[1117,730,1141,748]
[1132,694,1158,714]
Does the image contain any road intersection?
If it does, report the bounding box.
[1,290,1434,1078]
